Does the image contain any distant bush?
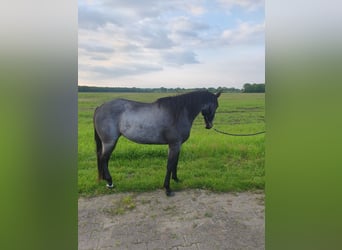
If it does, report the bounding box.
[242,83,265,93]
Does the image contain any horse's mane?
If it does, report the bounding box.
[155,91,216,121]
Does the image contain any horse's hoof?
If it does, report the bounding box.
[106,183,114,189]
[173,178,181,183]
[166,190,175,197]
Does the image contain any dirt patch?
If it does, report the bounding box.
[78,189,264,250]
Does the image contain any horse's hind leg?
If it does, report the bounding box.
[101,140,118,188]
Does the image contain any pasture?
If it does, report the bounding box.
[78,92,265,197]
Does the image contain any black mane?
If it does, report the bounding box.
[156,91,217,121]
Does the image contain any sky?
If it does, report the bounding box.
[78,0,264,89]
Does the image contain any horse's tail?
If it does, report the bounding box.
[94,107,103,181]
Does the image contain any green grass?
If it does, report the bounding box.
[78,92,265,197]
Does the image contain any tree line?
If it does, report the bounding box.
[242,83,265,93]
[78,86,242,93]
[78,84,265,93]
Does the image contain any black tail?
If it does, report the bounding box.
[94,109,103,181]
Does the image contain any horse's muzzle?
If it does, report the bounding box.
[205,122,213,129]
[204,115,213,129]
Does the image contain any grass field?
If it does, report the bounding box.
[78,92,265,197]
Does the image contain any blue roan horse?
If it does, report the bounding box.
[93,90,221,196]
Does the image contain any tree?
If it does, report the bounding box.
[243,83,265,93]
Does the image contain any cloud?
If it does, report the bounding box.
[169,16,210,44]
[79,62,163,79]
[163,50,200,66]
[217,0,264,12]
[78,0,265,87]
[79,42,114,53]
[221,22,265,45]
[126,18,175,49]
[188,4,206,16]
[79,0,209,31]
[90,55,109,61]
[102,0,165,18]
[78,4,119,30]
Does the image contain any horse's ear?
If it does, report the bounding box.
[216,91,222,98]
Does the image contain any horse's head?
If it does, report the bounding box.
[201,91,221,129]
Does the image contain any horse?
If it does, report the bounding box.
[93,90,221,196]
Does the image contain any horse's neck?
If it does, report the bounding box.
[185,101,206,123]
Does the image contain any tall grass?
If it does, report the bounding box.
[78,92,265,196]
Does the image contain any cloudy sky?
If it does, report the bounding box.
[78,0,264,89]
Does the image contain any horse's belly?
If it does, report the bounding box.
[120,120,168,144]
[123,129,168,144]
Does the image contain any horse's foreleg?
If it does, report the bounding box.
[164,143,181,196]
[171,149,181,183]
[172,162,180,183]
